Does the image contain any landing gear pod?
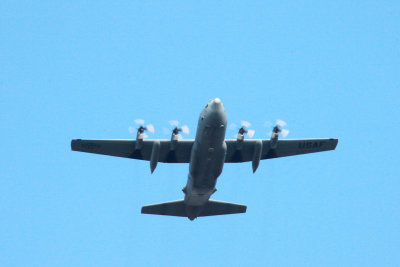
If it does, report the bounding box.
[252,140,262,173]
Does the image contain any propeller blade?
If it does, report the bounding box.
[247,129,255,138]
[181,125,190,134]
[264,121,272,128]
[143,133,149,138]
[169,120,179,127]
[281,129,290,137]
[134,118,145,125]
[162,127,170,135]
[128,126,136,134]
[241,120,251,128]
[229,123,237,130]
[276,119,287,127]
[146,124,155,134]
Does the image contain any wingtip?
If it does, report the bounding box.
[71,139,81,151]
[331,138,339,150]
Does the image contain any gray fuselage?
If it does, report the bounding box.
[184,98,227,219]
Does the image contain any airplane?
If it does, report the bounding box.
[71,98,338,220]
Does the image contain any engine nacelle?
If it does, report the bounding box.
[270,126,280,149]
[236,133,244,150]
[135,126,146,150]
[170,129,179,150]
[235,127,247,150]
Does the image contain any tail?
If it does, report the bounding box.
[141,199,246,220]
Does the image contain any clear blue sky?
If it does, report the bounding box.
[1,1,399,266]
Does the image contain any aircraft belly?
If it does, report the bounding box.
[185,141,226,206]
[189,142,226,188]
[72,98,338,221]
[184,103,227,210]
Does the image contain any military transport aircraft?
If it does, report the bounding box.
[71,98,338,220]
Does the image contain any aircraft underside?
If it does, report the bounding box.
[71,98,338,220]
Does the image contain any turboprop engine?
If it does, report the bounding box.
[269,120,289,149]
[166,120,189,151]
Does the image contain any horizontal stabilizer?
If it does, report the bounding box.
[141,199,246,219]
[141,200,187,217]
[201,200,247,217]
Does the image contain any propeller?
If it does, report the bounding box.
[230,120,256,138]
[164,120,190,139]
[129,119,155,138]
[268,119,289,138]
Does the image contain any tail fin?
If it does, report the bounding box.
[141,199,246,219]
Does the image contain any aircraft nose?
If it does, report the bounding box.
[208,98,226,126]
[210,98,223,109]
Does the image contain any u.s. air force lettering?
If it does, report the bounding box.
[298,141,326,149]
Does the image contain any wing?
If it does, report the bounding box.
[225,138,338,163]
[71,139,193,163]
